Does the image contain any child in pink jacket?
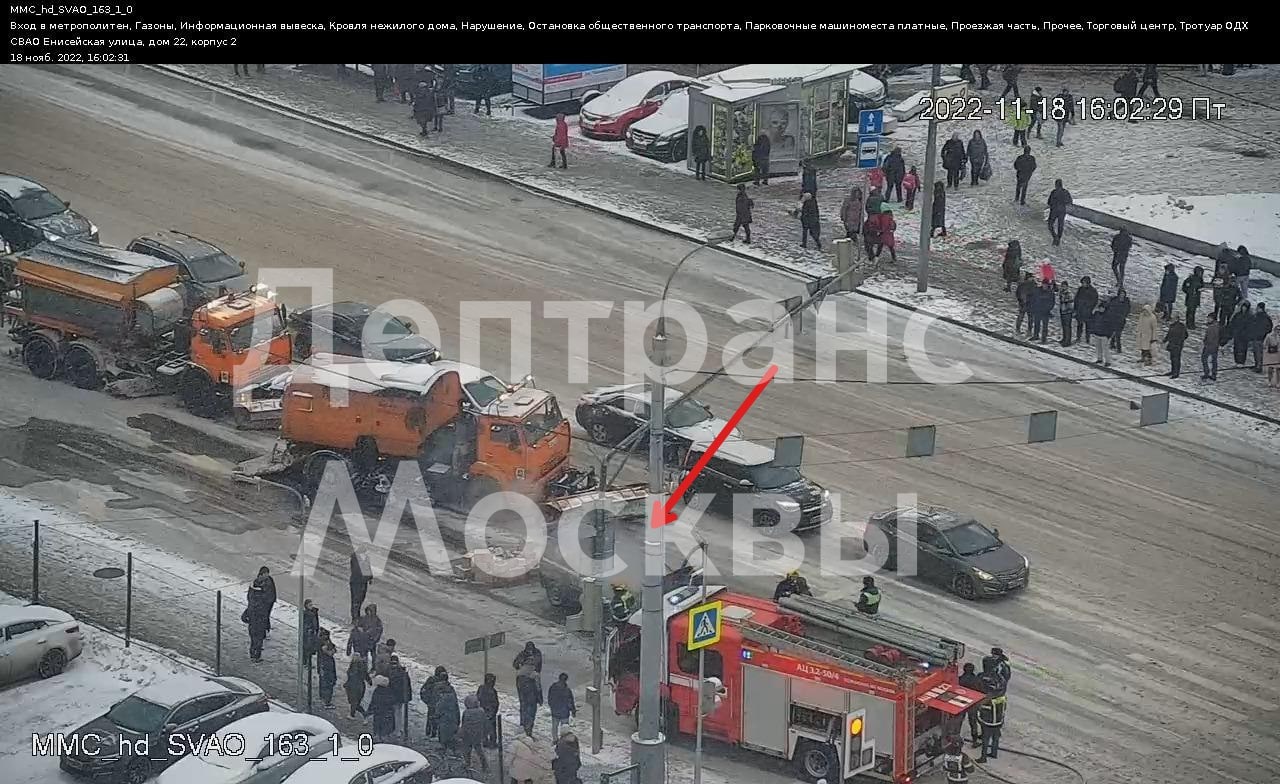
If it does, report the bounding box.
[902,166,921,210]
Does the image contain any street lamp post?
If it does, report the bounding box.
[633,233,731,784]
[917,63,942,293]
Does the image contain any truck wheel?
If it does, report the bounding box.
[465,477,500,509]
[793,740,838,782]
[63,345,102,390]
[180,371,220,418]
[22,336,60,380]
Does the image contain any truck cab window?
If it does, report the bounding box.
[676,644,723,679]
[228,312,286,351]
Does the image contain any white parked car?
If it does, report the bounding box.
[280,744,430,784]
[0,603,83,682]
[157,712,338,784]
[626,89,691,162]
[579,70,697,139]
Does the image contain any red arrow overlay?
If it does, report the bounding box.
[652,364,779,528]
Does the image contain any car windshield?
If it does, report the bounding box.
[229,312,286,351]
[665,397,712,429]
[747,463,803,489]
[106,696,170,733]
[11,189,67,221]
[187,253,243,283]
[943,522,1002,556]
[523,397,564,444]
[466,376,508,407]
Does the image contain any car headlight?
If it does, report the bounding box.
[973,568,994,581]
[235,390,252,405]
[88,222,99,236]
[44,230,62,241]
[776,499,801,510]
[1021,555,1030,570]
[822,489,831,501]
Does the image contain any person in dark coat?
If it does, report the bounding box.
[473,63,494,115]
[345,653,371,718]
[394,64,415,104]
[1046,179,1072,245]
[514,641,544,673]
[388,655,412,711]
[1001,240,1023,292]
[1000,64,1021,99]
[547,673,577,740]
[1249,303,1274,371]
[358,604,383,659]
[1163,314,1189,378]
[1111,228,1133,285]
[459,694,490,772]
[799,192,821,250]
[435,672,461,750]
[1115,69,1140,123]
[958,663,984,745]
[1090,302,1114,366]
[752,134,771,185]
[1182,266,1206,329]
[1139,64,1160,98]
[478,672,500,747]
[841,187,864,241]
[1157,264,1179,320]
[1012,146,1036,206]
[976,64,992,89]
[1015,272,1036,335]
[1106,289,1132,352]
[931,181,947,237]
[966,131,988,187]
[690,126,711,181]
[432,80,447,132]
[421,666,445,738]
[346,622,373,668]
[1074,276,1099,341]
[1212,267,1239,326]
[941,132,967,189]
[317,630,337,707]
[412,83,435,136]
[1229,301,1252,365]
[349,548,372,624]
[1231,245,1253,304]
[440,64,458,114]
[369,674,397,741]
[1054,86,1075,147]
[1202,320,1223,381]
[244,566,276,661]
[881,148,906,201]
[801,160,819,197]
[732,185,753,243]
[1058,279,1075,346]
[1029,280,1055,343]
[553,732,582,784]
[865,185,884,217]
[372,64,392,102]
[302,599,320,662]
[516,661,543,736]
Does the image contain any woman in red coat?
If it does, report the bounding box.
[551,114,569,169]
[879,208,898,263]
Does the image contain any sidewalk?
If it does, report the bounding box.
[160,64,1280,419]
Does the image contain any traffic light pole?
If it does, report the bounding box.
[692,561,709,784]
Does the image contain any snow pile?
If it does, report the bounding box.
[1075,193,1280,262]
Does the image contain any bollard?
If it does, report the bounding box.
[125,552,133,648]
[32,520,39,604]
[215,591,223,676]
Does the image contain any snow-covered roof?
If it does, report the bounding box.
[584,383,691,405]
[134,675,226,707]
[293,353,456,395]
[0,604,75,625]
[713,63,870,85]
[698,81,785,103]
[289,745,428,784]
[431,359,504,387]
[213,712,336,751]
[690,438,776,466]
[631,89,689,137]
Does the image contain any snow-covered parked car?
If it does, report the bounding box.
[579,70,697,140]
[279,744,430,784]
[626,89,690,162]
[0,603,83,683]
[157,712,338,784]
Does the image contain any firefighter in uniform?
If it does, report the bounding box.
[957,662,984,746]
[976,686,1007,762]
[773,570,812,601]
[609,583,637,624]
[855,575,881,616]
[942,740,976,783]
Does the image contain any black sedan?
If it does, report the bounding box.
[575,383,741,459]
[863,505,1030,600]
[0,173,97,252]
[681,439,832,531]
[288,301,441,363]
[59,675,267,784]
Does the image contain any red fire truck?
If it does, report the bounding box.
[608,585,984,783]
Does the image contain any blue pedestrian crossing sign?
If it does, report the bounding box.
[688,600,723,651]
[858,109,884,136]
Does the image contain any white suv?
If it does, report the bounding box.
[0,603,84,682]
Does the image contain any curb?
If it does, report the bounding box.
[144,65,1279,429]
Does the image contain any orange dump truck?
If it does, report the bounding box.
[235,353,591,506]
[3,238,291,417]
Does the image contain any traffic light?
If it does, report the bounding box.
[846,710,865,769]
[699,676,726,717]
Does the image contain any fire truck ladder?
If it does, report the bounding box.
[778,595,964,668]
[730,617,906,681]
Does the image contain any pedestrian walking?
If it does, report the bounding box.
[243,567,275,661]
[302,599,320,663]
[1182,266,1206,329]
[441,64,458,114]
[1136,305,1159,365]
[389,655,411,710]
[358,604,383,657]
[752,134,771,185]
[1000,64,1021,99]
[1001,240,1023,292]
[866,165,886,196]
[369,674,397,741]
[1249,303,1274,372]
[435,671,461,751]
[1054,86,1074,147]
[345,654,371,718]
[1114,68,1140,123]
[472,63,494,115]
[1046,179,1072,245]
[547,673,577,741]
[394,64,415,104]
[432,82,446,132]
[1074,276,1099,342]
[508,731,553,784]
[976,64,992,90]
[460,695,490,772]
[1232,245,1253,303]
[941,132,966,189]
[1263,328,1280,388]
[1058,279,1075,346]
[516,661,543,736]
[798,192,822,250]
[479,673,500,747]
[931,181,947,238]
[865,182,884,217]
[420,667,444,738]
[372,64,392,102]
[878,208,898,263]
[1013,145,1036,206]
[690,125,711,181]
[234,64,252,77]
[863,210,882,261]
[553,732,582,784]
[840,187,864,241]
[412,83,435,137]
[1229,302,1252,366]
[801,160,819,198]
[902,166,920,210]
[550,114,569,169]
[1156,263,1179,320]
[732,185,754,244]
[1202,320,1222,381]
[374,638,397,676]
[317,630,337,708]
[1029,87,1046,139]
[514,641,544,673]
[1110,228,1132,285]
[1029,279,1054,343]
[881,147,905,201]
[346,622,373,668]
[1015,272,1036,335]
[966,131,988,187]
[349,548,373,624]
[1139,63,1161,98]
[1107,289,1132,353]
[1164,314,1189,378]
[1008,100,1031,147]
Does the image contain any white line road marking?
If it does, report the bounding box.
[1096,663,1248,723]
[57,442,110,464]
[1212,622,1280,653]
[1126,653,1278,711]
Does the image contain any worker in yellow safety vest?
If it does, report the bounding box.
[976,690,1007,762]
[942,740,977,783]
